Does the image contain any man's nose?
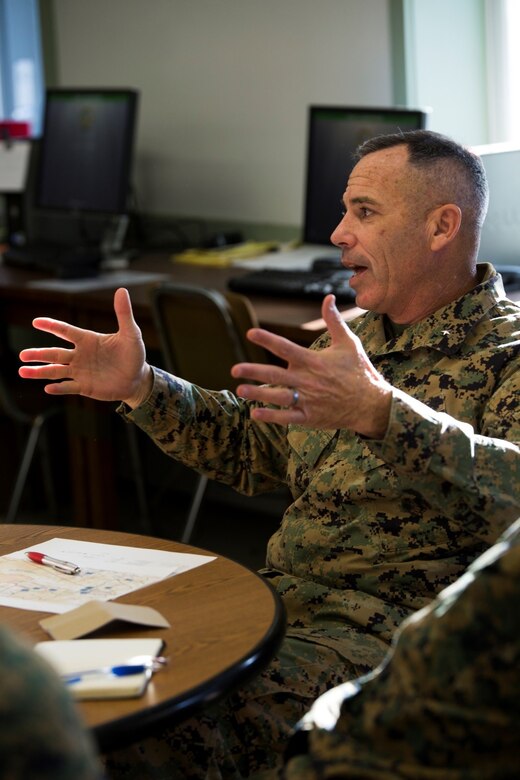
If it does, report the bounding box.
[330,213,356,248]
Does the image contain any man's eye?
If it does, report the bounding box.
[360,207,373,218]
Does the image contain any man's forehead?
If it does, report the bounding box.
[345,145,411,198]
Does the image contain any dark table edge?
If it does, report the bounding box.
[93,573,286,753]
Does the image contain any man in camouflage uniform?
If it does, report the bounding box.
[18,130,520,778]
[283,516,520,780]
[0,625,104,779]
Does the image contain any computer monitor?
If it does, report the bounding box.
[303,105,429,246]
[35,88,138,214]
[473,143,520,267]
[27,88,139,267]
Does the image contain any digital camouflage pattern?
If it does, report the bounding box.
[0,626,104,779]
[107,264,520,778]
[284,516,520,780]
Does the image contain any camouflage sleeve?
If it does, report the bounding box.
[369,372,520,544]
[0,627,104,779]
[126,367,291,495]
[284,517,520,779]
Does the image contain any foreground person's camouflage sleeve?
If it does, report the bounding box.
[283,516,520,780]
[0,626,104,779]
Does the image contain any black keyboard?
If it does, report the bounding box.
[229,262,520,304]
[228,267,356,304]
[2,244,101,279]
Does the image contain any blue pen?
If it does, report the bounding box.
[63,664,150,685]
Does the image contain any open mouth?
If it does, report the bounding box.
[346,264,368,279]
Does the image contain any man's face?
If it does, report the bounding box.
[331,144,437,323]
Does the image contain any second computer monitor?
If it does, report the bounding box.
[35,88,138,215]
[303,105,429,246]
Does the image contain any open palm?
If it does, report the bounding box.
[18,288,150,405]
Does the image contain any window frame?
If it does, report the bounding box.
[0,0,44,136]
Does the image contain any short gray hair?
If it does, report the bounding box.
[356,129,489,238]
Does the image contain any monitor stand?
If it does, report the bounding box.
[99,214,130,270]
[1,242,101,278]
[3,213,133,278]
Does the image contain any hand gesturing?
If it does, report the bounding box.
[231,294,392,438]
[18,288,152,407]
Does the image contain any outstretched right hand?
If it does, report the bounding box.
[18,287,153,409]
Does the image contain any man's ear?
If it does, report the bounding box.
[427,204,462,251]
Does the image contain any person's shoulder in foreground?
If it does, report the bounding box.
[0,625,105,779]
[282,516,520,780]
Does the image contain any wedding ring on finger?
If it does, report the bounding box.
[290,388,300,407]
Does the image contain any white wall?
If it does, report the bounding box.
[49,0,395,228]
[402,0,488,145]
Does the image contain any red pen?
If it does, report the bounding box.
[26,551,81,575]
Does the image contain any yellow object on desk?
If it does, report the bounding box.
[172,240,279,267]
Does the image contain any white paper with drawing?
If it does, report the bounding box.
[0,538,215,613]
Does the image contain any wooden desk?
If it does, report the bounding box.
[0,253,339,348]
[0,524,286,752]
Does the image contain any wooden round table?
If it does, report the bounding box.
[0,524,286,750]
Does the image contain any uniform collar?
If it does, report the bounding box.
[354,263,505,357]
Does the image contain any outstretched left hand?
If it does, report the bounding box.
[231,294,392,438]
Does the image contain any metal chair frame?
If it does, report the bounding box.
[0,375,61,523]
